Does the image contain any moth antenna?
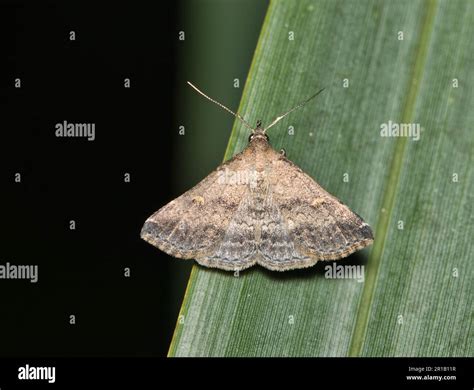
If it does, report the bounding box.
[264,87,325,132]
[187,81,254,131]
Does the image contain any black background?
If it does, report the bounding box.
[2,2,181,356]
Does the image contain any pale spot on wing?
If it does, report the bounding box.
[192,195,205,205]
[311,198,325,207]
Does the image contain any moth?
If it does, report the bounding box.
[141,82,373,271]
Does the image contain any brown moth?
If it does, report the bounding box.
[141,82,373,271]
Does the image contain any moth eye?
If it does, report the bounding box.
[264,133,269,141]
[248,134,254,142]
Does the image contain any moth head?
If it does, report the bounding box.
[248,121,269,142]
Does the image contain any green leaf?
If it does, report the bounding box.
[168,0,474,356]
